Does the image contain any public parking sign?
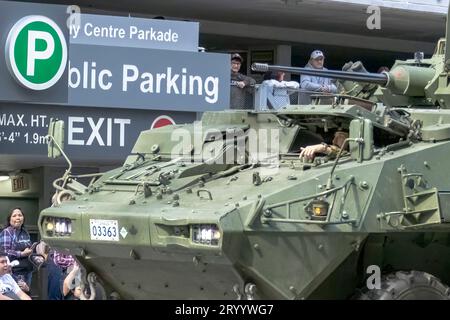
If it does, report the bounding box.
[0,1,229,111]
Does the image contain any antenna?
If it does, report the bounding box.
[445,4,450,70]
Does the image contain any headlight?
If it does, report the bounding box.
[43,217,73,237]
[191,224,221,246]
[305,199,329,221]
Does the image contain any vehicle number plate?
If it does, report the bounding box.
[89,219,119,241]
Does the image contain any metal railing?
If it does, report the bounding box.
[230,84,321,111]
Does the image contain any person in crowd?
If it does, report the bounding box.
[5,256,29,293]
[261,70,299,109]
[230,53,256,109]
[377,66,390,73]
[0,252,31,300]
[300,50,337,94]
[33,241,80,300]
[299,130,349,160]
[53,250,76,275]
[33,241,65,300]
[0,208,34,287]
[63,263,82,300]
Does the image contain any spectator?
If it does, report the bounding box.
[377,66,390,73]
[34,241,65,300]
[0,252,31,300]
[261,71,299,109]
[5,257,29,294]
[35,241,83,300]
[0,208,34,287]
[230,53,256,109]
[63,263,82,300]
[300,50,337,94]
[53,250,76,275]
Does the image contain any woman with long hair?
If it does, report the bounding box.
[0,208,33,287]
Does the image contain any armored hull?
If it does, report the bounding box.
[40,106,450,299]
[39,3,450,298]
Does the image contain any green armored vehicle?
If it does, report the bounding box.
[39,10,450,299]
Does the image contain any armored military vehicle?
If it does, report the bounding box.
[39,8,450,299]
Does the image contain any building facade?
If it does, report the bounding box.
[0,0,448,230]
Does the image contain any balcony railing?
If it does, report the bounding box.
[230,84,324,111]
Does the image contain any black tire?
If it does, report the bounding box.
[356,271,450,300]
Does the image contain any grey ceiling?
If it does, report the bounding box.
[32,0,447,42]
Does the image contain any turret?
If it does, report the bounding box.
[252,5,450,109]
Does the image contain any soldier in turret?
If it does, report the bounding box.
[299,130,348,160]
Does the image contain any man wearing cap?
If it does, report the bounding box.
[230,53,256,109]
[300,50,337,94]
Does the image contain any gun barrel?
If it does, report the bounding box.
[251,63,388,85]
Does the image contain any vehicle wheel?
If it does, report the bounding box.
[355,271,450,300]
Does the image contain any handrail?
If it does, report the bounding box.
[245,176,356,226]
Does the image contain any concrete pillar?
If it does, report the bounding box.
[276,45,292,80]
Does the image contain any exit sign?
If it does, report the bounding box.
[11,175,29,192]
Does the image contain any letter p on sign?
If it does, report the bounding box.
[6,15,67,90]
[27,30,55,76]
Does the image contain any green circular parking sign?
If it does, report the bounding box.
[5,15,67,90]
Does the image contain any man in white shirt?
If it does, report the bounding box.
[262,71,299,109]
[0,253,31,300]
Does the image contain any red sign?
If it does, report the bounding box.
[151,115,176,129]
